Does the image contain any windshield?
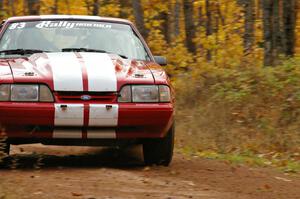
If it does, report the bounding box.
[0,20,150,60]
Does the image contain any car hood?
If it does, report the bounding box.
[6,52,157,91]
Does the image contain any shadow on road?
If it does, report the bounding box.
[0,145,145,169]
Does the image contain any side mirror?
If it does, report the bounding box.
[154,56,167,66]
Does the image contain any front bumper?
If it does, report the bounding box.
[0,102,174,140]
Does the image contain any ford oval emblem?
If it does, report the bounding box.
[81,95,92,101]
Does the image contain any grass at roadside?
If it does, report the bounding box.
[174,58,300,174]
[176,147,300,173]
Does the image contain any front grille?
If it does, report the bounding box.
[54,92,117,103]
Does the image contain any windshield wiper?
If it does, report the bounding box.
[112,53,128,59]
[62,48,106,53]
[61,48,128,59]
[0,49,49,55]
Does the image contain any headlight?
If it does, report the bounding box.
[11,84,39,101]
[0,84,54,102]
[132,85,159,102]
[0,84,10,101]
[118,85,171,103]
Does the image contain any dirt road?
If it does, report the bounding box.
[0,144,299,199]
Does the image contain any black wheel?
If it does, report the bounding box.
[0,139,10,157]
[143,123,174,166]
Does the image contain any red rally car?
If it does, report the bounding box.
[0,15,174,166]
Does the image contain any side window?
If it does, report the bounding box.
[132,33,149,61]
[0,30,15,50]
[0,21,6,32]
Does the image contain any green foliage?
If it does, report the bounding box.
[179,149,300,173]
[176,58,300,166]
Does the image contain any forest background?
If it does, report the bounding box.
[0,0,299,172]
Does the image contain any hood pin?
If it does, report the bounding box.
[60,104,68,111]
[106,105,113,111]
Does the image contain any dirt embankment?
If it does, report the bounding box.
[0,144,299,199]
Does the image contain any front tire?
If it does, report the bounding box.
[143,124,174,166]
[0,139,10,157]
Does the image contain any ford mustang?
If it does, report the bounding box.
[0,15,174,166]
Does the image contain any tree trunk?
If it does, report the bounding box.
[52,0,59,14]
[27,0,40,15]
[161,11,170,44]
[198,6,204,27]
[243,0,255,54]
[167,0,174,44]
[282,0,296,56]
[174,0,180,37]
[263,0,273,66]
[92,0,100,16]
[214,14,219,66]
[131,0,147,38]
[205,0,213,61]
[272,0,282,56]
[183,0,196,54]
[161,0,173,44]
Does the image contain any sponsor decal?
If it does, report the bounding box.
[36,21,112,29]
[9,22,26,30]
[9,21,112,30]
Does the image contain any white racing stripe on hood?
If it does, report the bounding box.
[80,53,117,92]
[47,53,83,91]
